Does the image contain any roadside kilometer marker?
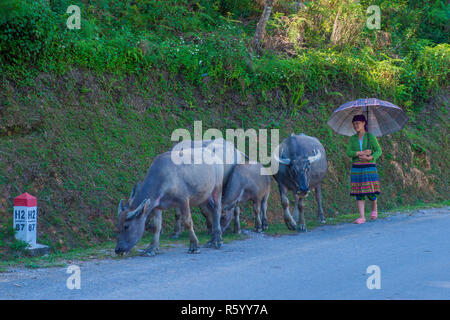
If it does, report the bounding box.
[366,265,381,289]
[66,265,81,290]
[13,193,37,247]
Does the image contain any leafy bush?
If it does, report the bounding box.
[266,0,367,51]
[414,43,450,91]
[0,0,60,64]
[0,0,447,108]
[359,0,449,54]
[408,0,449,44]
[122,0,217,34]
[158,26,250,87]
[218,0,257,19]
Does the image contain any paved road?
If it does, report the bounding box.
[1,207,449,300]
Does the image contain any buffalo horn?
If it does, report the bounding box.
[308,149,321,164]
[126,199,150,220]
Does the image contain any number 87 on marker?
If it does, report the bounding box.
[13,193,37,247]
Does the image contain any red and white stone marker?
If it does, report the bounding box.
[13,193,49,255]
[13,193,37,247]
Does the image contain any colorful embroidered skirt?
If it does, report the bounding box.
[350,162,381,196]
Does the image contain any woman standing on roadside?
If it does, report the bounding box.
[346,114,382,224]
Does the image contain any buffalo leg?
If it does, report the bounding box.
[233,206,241,234]
[180,202,199,254]
[201,189,223,249]
[279,183,296,230]
[260,194,269,231]
[296,196,307,232]
[315,184,326,224]
[293,194,300,225]
[220,208,234,234]
[145,215,155,231]
[208,188,223,249]
[253,201,262,232]
[200,207,213,235]
[143,209,162,256]
[171,208,183,239]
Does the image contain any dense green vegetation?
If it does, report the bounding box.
[0,0,448,261]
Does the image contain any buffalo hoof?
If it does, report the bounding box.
[285,221,297,231]
[205,240,222,249]
[298,224,307,232]
[116,252,128,257]
[188,247,200,254]
[255,227,262,233]
[262,224,269,231]
[319,218,326,224]
[141,247,159,257]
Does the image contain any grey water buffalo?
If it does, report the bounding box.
[115,147,224,256]
[273,133,327,232]
[220,162,271,234]
[169,138,246,238]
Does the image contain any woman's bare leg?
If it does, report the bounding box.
[371,199,378,213]
[357,200,365,220]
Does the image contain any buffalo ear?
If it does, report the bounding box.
[130,183,137,197]
[129,180,143,204]
[129,183,137,205]
[273,145,291,165]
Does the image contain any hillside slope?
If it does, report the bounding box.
[0,0,448,260]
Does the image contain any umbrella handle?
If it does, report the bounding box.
[366,107,370,151]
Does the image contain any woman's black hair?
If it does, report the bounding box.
[352,114,368,131]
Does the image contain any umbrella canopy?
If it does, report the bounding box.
[327,98,408,137]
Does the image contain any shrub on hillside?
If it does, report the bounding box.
[0,0,60,65]
[414,43,450,91]
[218,0,257,18]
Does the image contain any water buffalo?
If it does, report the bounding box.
[273,133,327,232]
[169,138,246,238]
[115,147,224,256]
[220,162,271,234]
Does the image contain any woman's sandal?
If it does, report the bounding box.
[370,211,378,220]
[354,217,366,224]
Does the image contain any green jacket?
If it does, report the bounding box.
[346,132,382,163]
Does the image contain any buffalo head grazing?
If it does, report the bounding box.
[275,149,321,197]
[115,182,152,255]
[115,198,151,255]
